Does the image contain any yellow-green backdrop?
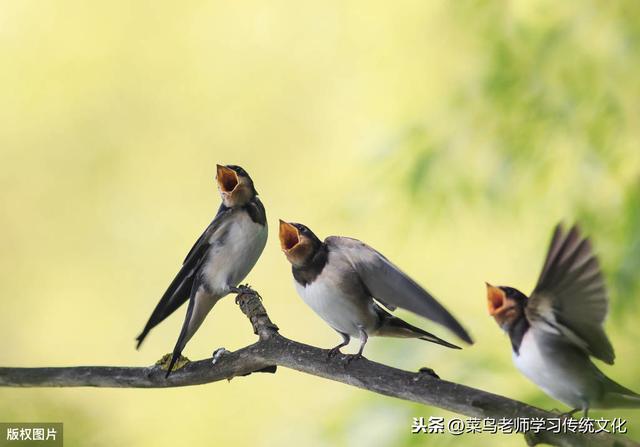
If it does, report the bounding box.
[1,1,639,446]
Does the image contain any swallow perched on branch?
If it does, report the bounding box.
[278,220,473,359]
[137,165,268,376]
[487,223,640,416]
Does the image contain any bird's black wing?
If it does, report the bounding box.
[136,204,230,348]
[526,223,614,364]
[327,236,473,344]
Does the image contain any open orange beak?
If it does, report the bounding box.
[279,220,300,252]
[486,283,508,316]
[216,164,239,193]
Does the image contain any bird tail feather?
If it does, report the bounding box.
[603,392,640,409]
[601,377,640,408]
[377,315,461,349]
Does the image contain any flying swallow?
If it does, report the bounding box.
[487,223,640,416]
[137,165,268,376]
[278,220,473,359]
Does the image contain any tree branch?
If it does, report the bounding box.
[1,291,637,447]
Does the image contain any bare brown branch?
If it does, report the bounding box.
[0,291,637,447]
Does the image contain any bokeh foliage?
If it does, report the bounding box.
[399,1,640,316]
[387,1,640,317]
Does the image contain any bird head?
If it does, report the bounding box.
[486,283,527,331]
[279,220,321,267]
[216,164,257,207]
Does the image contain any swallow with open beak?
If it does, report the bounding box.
[487,223,640,416]
[278,220,473,359]
[137,165,268,376]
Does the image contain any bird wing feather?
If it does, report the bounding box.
[136,204,231,348]
[526,224,614,364]
[326,236,473,344]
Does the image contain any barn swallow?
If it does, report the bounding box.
[137,165,268,376]
[278,220,473,359]
[487,223,640,416]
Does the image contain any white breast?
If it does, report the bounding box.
[513,329,584,408]
[295,278,377,338]
[203,212,267,296]
[513,330,553,388]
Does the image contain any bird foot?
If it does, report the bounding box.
[327,347,343,358]
[155,353,190,372]
[211,347,229,365]
[418,367,440,379]
[232,284,261,303]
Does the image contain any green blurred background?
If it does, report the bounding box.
[1,1,639,445]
